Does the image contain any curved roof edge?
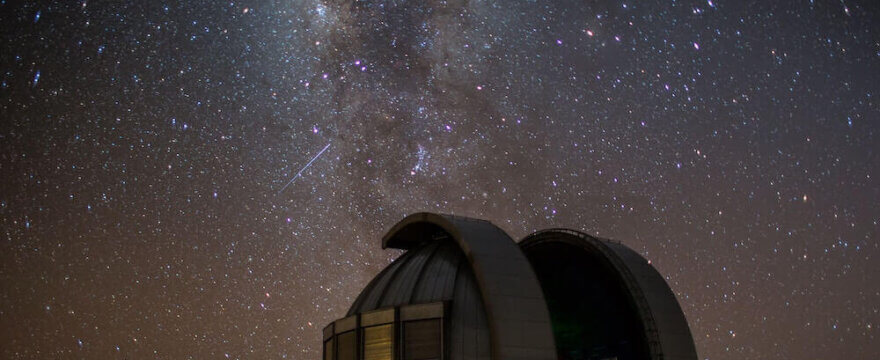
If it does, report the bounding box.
[382,212,557,359]
[520,229,698,360]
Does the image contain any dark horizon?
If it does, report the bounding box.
[1,0,878,358]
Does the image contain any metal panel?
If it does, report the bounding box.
[403,319,442,360]
[323,323,335,341]
[337,331,357,360]
[400,302,444,321]
[335,315,358,334]
[324,338,334,360]
[605,241,698,360]
[362,324,393,360]
[450,260,491,360]
[445,216,557,359]
[361,308,395,327]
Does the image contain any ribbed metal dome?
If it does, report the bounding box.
[347,239,480,314]
[343,213,558,359]
[348,238,492,359]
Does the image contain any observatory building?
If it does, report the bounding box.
[322,213,697,360]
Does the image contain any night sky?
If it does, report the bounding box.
[1,0,878,358]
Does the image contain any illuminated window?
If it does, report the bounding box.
[403,319,441,360]
[337,331,357,360]
[362,324,393,360]
[323,338,334,360]
[327,303,444,360]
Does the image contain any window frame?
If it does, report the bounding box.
[361,323,394,360]
[336,330,358,360]
[360,307,396,360]
[401,318,442,360]
[323,323,335,360]
[399,302,445,360]
[323,337,335,360]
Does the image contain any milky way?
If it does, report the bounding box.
[1,0,878,358]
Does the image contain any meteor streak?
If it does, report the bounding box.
[277,143,331,195]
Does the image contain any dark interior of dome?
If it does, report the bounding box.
[525,242,650,360]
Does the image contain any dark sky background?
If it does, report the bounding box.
[1,0,878,358]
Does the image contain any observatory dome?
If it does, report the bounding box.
[322,213,696,360]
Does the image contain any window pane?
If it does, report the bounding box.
[362,324,393,360]
[404,319,441,360]
[324,338,334,360]
[337,331,357,360]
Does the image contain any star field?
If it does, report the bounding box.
[1,0,878,358]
